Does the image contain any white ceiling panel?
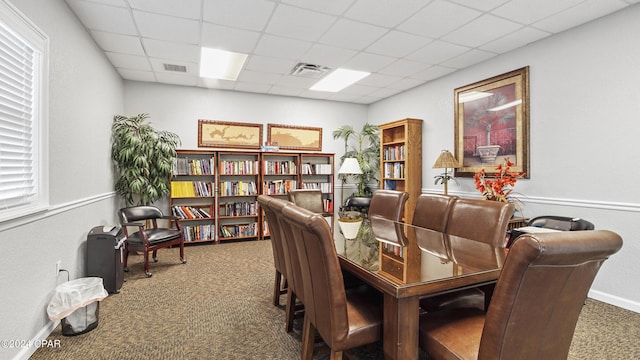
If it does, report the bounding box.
[128,0,201,19]
[65,0,637,104]
[265,5,336,42]
[398,1,482,38]
[133,11,200,43]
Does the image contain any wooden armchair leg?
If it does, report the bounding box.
[285,288,296,332]
[143,251,152,277]
[273,270,283,307]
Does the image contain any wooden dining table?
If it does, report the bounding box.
[335,218,507,360]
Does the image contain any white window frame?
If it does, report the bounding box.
[0,0,48,223]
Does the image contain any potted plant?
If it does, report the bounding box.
[111,113,181,206]
[332,123,380,200]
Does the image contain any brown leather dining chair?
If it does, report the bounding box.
[368,189,409,246]
[282,203,383,360]
[288,188,325,213]
[418,230,623,360]
[270,196,306,333]
[411,193,458,232]
[257,195,288,307]
[118,205,186,277]
[420,198,514,312]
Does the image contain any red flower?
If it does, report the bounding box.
[474,157,524,204]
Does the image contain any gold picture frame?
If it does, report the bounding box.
[454,66,530,178]
[198,120,263,149]
[267,124,322,151]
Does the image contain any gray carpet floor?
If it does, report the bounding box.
[32,240,640,359]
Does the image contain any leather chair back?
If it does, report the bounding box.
[478,230,622,359]
[369,189,409,246]
[118,205,164,224]
[446,198,514,247]
[288,189,325,213]
[412,193,458,231]
[257,195,288,305]
[282,204,350,346]
[270,197,304,304]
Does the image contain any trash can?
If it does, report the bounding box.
[87,225,126,293]
[47,277,108,336]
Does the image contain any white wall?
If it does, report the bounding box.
[124,81,368,154]
[369,4,640,311]
[0,0,123,359]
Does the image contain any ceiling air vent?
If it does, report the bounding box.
[163,63,187,72]
[290,63,331,78]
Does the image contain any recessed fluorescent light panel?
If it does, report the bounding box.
[310,68,370,92]
[199,47,247,81]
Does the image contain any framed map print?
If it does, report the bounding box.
[267,124,322,151]
[198,120,262,149]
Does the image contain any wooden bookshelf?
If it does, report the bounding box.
[378,118,423,283]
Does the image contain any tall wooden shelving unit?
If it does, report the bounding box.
[217,151,260,242]
[170,150,217,243]
[378,118,423,283]
[169,149,334,243]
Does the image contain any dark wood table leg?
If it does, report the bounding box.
[383,294,420,360]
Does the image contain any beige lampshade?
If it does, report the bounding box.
[432,150,460,169]
[338,158,363,175]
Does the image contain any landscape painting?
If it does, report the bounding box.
[267,124,322,151]
[198,120,262,149]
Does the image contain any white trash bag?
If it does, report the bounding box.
[47,277,108,336]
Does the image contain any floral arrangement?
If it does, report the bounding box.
[474,157,524,206]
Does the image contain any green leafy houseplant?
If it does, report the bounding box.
[112,113,181,206]
[332,123,380,197]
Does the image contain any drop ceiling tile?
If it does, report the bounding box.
[276,75,317,89]
[345,0,427,28]
[406,40,471,65]
[398,1,481,38]
[85,0,127,6]
[387,77,423,90]
[298,90,333,100]
[90,30,145,55]
[281,0,356,15]
[117,68,156,82]
[442,48,497,69]
[532,0,629,33]
[234,82,273,93]
[357,73,403,87]
[253,35,312,60]
[410,65,457,81]
[300,44,358,68]
[493,0,583,25]
[480,26,550,53]
[128,0,201,19]
[265,4,337,42]
[237,70,283,85]
[327,93,365,103]
[245,55,297,75]
[66,0,137,34]
[449,0,510,11]
[133,10,200,43]
[156,72,198,86]
[268,86,303,97]
[366,30,432,57]
[368,87,403,99]
[442,14,523,48]
[142,39,200,63]
[378,59,431,77]
[201,23,260,54]
[203,0,275,31]
[353,95,383,104]
[105,52,151,70]
[343,52,397,72]
[319,19,388,51]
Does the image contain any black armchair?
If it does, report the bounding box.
[118,206,186,277]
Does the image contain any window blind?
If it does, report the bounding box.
[0,22,36,210]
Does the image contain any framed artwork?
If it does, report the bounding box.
[267,124,322,151]
[454,66,530,178]
[198,120,263,149]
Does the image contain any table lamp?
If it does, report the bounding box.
[432,150,460,195]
